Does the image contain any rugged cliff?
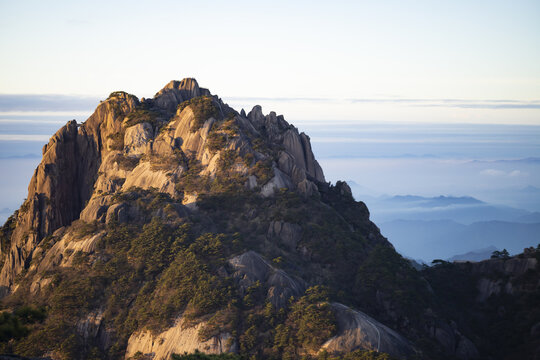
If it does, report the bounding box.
[423,251,540,360]
[0,78,536,360]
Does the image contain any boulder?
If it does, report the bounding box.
[229,251,305,308]
[106,203,128,224]
[268,221,302,250]
[321,303,414,359]
[77,308,104,342]
[125,315,232,359]
[260,167,293,197]
[282,130,325,183]
[80,196,112,223]
[434,323,456,355]
[121,161,179,197]
[124,122,153,155]
[246,175,258,190]
[247,105,265,126]
[455,336,479,360]
[297,179,318,197]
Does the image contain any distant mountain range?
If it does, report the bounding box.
[447,246,499,262]
[340,191,540,262]
[380,219,540,262]
[363,194,538,225]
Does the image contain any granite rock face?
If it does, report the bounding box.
[153,78,210,114]
[267,221,302,250]
[322,303,414,358]
[125,315,233,360]
[229,251,306,308]
[0,78,327,296]
[124,122,153,155]
[4,77,527,360]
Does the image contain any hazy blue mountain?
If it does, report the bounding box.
[515,212,540,223]
[363,194,533,225]
[388,195,483,206]
[380,219,540,261]
[481,185,540,213]
[447,245,498,262]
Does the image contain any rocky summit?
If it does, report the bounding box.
[0,78,538,360]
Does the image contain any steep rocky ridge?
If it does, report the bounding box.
[1,77,535,360]
[422,250,540,360]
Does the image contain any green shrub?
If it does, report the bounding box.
[142,149,183,171]
[249,159,273,185]
[355,244,430,317]
[112,154,140,171]
[273,286,337,357]
[108,91,130,99]
[48,274,105,317]
[107,132,125,150]
[220,115,239,136]
[107,92,135,117]
[206,132,227,153]
[175,156,211,195]
[0,311,29,341]
[124,107,160,128]
[128,218,179,276]
[491,249,510,259]
[217,150,237,172]
[14,305,46,324]
[72,220,99,238]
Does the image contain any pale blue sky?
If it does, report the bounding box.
[1,0,539,123]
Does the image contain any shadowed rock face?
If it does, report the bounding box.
[323,303,414,359]
[267,221,302,250]
[0,92,139,291]
[229,251,306,308]
[153,78,210,114]
[457,257,538,302]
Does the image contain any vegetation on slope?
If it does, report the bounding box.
[2,79,537,360]
[0,180,419,360]
[177,96,219,132]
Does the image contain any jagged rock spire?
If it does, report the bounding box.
[154,78,211,114]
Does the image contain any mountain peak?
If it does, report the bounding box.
[154,77,210,113]
[160,77,200,93]
[0,77,329,293]
[4,77,527,360]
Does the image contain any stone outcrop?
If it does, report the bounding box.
[229,251,305,308]
[260,167,294,197]
[453,257,538,303]
[267,221,302,250]
[282,130,324,182]
[153,78,210,114]
[322,303,414,359]
[125,315,232,360]
[124,122,153,155]
[0,91,141,292]
[469,257,537,277]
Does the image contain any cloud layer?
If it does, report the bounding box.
[0,94,100,112]
[1,94,538,113]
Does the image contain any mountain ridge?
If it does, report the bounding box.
[0,78,538,360]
